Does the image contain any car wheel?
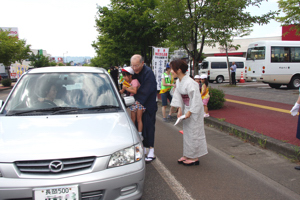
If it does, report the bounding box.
[269,83,281,89]
[216,76,224,83]
[287,75,300,89]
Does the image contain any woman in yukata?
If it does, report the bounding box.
[170,59,208,166]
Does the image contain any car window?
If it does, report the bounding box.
[229,62,244,69]
[3,72,120,114]
[201,62,208,69]
[211,62,227,69]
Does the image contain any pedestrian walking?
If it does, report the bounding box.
[131,54,158,163]
[290,89,300,170]
[160,63,176,122]
[200,74,210,117]
[230,62,237,85]
[119,67,145,141]
[170,59,208,166]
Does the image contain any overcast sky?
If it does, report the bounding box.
[0,0,282,57]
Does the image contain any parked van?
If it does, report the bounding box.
[199,57,246,83]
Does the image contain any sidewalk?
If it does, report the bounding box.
[0,82,15,91]
[157,91,300,161]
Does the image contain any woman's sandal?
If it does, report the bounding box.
[183,159,199,166]
[177,157,187,164]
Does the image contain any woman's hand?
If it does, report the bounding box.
[185,111,191,119]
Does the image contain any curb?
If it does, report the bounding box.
[157,98,300,161]
[0,86,13,91]
[204,117,300,161]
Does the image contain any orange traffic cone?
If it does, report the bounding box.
[239,71,245,83]
[179,130,183,134]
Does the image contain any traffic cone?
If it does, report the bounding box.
[239,71,245,83]
[179,130,183,134]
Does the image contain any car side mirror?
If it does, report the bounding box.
[123,96,135,107]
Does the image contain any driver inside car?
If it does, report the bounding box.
[38,84,58,106]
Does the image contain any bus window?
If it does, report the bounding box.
[271,47,290,62]
[291,47,300,62]
[246,47,265,60]
[201,62,208,69]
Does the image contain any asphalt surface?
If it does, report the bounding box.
[145,100,300,200]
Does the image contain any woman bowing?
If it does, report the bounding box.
[170,59,208,166]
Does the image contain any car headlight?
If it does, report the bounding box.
[108,143,143,168]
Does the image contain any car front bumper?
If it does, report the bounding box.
[0,157,145,200]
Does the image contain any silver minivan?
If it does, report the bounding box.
[0,67,144,200]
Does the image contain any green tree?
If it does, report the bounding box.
[0,29,31,78]
[29,53,52,68]
[276,0,300,35]
[93,0,167,66]
[211,0,277,84]
[154,0,277,76]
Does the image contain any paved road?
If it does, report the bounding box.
[1,87,300,199]
[143,102,300,200]
[210,81,299,105]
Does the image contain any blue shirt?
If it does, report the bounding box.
[230,64,237,73]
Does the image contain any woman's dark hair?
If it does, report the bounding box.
[203,78,209,87]
[170,59,188,74]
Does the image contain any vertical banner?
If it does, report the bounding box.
[152,47,169,90]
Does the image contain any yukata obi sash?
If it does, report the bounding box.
[181,94,190,106]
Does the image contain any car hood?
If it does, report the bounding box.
[0,112,136,162]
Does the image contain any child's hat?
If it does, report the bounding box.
[200,74,207,79]
[122,67,134,75]
[194,75,201,79]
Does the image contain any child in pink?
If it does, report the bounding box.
[119,67,145,140]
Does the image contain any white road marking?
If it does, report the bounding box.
[151,157,195,200]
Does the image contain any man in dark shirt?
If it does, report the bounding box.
[131,54,157,163]
[110,66,119,90]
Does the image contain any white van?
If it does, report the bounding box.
[199,57,246,83]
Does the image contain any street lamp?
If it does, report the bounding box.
[63,51,68,65]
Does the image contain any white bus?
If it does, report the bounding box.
[199,56,245,83]
[245,40,300,89]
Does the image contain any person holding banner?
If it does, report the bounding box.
[119,67,145,141]
[170,59,208,166]
[131,54,157,163]
[160,63,176,122]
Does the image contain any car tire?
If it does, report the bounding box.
[287,75,300,89]
[269,83,281,89]
[216,76,224,83]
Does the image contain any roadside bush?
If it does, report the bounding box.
[207,87,225,110]
[1,79,12,87]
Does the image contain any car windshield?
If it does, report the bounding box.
[3,72,120,115]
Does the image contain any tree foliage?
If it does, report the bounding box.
[276,0,300,35]
[154,0,278,75]
[0,29,31,77]
[29,53,55,68]
[93,0,167,66]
